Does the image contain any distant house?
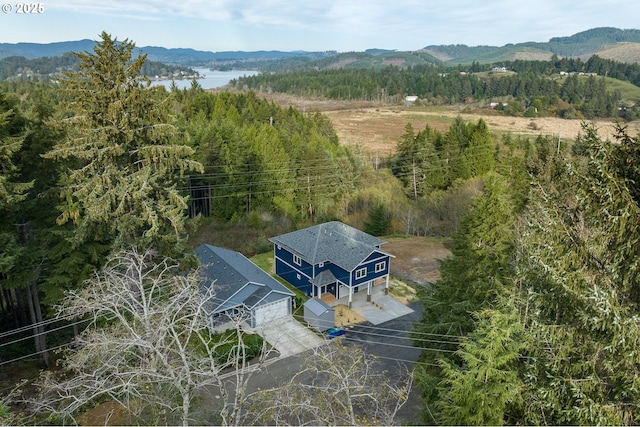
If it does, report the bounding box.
[405,95,419,106]
[490,102,509,109]
[195,244,294,328]
[269,221,394,307]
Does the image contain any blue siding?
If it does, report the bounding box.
[274,246,314,277]
[274,246,390,295]
[274,246,314,295]
[351,254,390,286]
[274,258,312,295]
[317,262,350,286]
[364,251,388,264]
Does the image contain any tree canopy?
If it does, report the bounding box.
[44,32,203,254]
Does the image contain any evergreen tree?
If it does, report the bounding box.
[412,172,517,423]
[364,200,390,236]
[44,32,203,255]
[436,302,526,426]
[516,123,640,425]
[0,93,31,278]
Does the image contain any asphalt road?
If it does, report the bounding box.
[202,301,426,425]
[342,300,425,424]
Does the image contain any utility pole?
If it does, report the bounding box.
[412,160,418,200]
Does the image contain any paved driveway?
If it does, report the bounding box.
[245,316,325,358]
[332,285,414,325]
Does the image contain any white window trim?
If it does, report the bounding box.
[318,262,324,268]
[375,261,386,273]
[355,268,366,280]
[293,254,301,266]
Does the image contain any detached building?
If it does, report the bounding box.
[303,298,335,332]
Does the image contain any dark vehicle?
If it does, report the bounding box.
[327,327,346,339]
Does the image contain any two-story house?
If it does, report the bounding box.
[269,221,394,307]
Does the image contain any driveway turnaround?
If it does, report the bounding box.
[245,316,325,358]
[332,284,414,325]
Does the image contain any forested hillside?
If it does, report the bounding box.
[233,57,640,120]
[175,88,359,221]
[410,121,640,425]
[0,53,198,81]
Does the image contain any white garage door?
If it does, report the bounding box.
[253,298,291,327]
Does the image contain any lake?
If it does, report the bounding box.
[149,68,260,90]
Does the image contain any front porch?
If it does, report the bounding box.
[320,292,336,304]
[316,275,390,308]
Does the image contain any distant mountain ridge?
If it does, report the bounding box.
[1,27,640,68]
[0,39,335,66]
[423,27,640,65]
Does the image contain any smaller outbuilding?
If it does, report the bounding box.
[303,298,335,332]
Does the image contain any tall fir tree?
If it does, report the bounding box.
[412,172,517,423]
[516,123,640,425]
[44,32,203,255]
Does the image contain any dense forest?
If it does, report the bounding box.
[410,121,640,425]
[4,32,640,425]
[232,56,640,120]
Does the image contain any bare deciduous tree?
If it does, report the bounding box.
[28,248,268,426]
[240,342,413,426]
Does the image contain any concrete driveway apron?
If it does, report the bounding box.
[246,316,325,358]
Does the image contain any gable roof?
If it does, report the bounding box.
[269,221,393,272]
[304,298,333,316]
[195,244,294,314]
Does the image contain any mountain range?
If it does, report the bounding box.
[2,27,640,68]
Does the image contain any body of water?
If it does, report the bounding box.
[149,68,260,90]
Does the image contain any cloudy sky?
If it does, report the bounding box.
[2,0,639,52]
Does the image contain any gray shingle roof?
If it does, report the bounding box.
[269,221,392,272]
[195,244,294,314]
[311,269,338,286]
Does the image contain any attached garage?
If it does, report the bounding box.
[252,298,291,327]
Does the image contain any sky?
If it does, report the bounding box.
[2,0,640,52]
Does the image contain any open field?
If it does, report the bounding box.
[324,106,640,156]
[258,92,640,157]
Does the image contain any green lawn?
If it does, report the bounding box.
[250,251,308,315]
[250,251,274,274]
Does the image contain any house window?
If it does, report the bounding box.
[296,274,301,280]
[293,254,301,266]
[375,261,386,273]
[318,262,324,268]
[355,268,366,280]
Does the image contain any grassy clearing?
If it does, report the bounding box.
[250,251,274,274]
[602,77,640,105]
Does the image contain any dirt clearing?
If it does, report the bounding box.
[385,236,451,286]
